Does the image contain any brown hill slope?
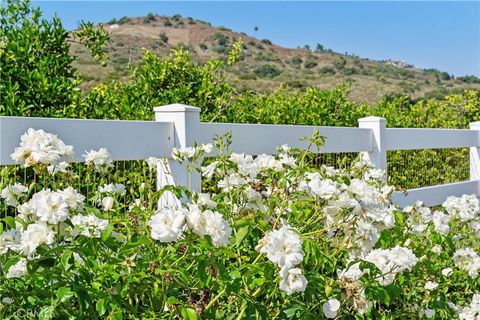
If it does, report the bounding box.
[70,14,479,104]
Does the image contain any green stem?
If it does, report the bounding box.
[205,288,226,310]
[236,300,247,320]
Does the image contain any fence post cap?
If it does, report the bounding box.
[358,116,386,123]
[153,104,201,113]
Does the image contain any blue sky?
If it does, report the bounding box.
[34,1,480,77]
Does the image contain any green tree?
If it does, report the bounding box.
[0,0,108,117]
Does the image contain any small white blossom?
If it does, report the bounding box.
[363,246,418,286]
[148,207,186,242]
[453,247,480,278]
[202,161,218,179]
[442,268,453,277]
[432,211,451,235]
[308,178,339,200]
[145,157,160,170]
[47,161,69,175]
[186,204,208,237]
[73,252,85,265]
[83,148,113,172]
[323,298,341,319]
[458,294,480,320]
[279,267,308,295]
[337,262,367,281]
[257,225,304,269]
[6,259,27,279]
[30,189,70,224]
[432,245,442,254]
[101,196,115,211]
[71,214,108,238]
[0,228,23,254]
[443,195,479,222]
[1,183,28,206]
[205,211,232,247]
[20,223,55,256]
[424,281,438,291]
[10,128,74,167]
[99,183,126,195]
[195,193,217,209]
[424,308,435,319]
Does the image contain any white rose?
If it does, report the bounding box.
[323,298,341,319]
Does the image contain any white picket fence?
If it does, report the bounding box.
[1,104,479,208]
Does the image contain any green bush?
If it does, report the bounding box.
[319,66,336,75]
[333,57,347,69]
[261,38,272,45]
[118,16,130,25]
[457,75,480,84]
[212,32,228,46]
[0,0,81,117]
[255,43,265,50]
[211,45,229,54]
[254,64,282,78]
[159,32,168,43]
[143,13,156,23]
[291,56,303,66]
[303,58,318,69]
[238,73,257,80]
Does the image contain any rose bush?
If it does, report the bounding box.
[0,129,479,319]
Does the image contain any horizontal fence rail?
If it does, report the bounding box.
[198,123,373,155]
[0,116,174,164]
[385,128,480,150]
[392,181,480,208]
[1,104,479,207]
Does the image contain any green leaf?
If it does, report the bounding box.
[180,307,198,320]
[281,306,302,318]
[60,250,73,270]
[39,306,55,320]
[101,223,114,241]
[166,296,181,305]
[197,258,209,285]
[3,216,16,229]
[235,226,250,247]
[233,218,254,228]
[96,299,106,316]
[57,287,74,303]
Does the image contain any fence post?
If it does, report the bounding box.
[358,116,387,173]
[154,104,201,208]
[470,122,480,187]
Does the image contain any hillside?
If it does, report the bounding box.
[70,14,480,104]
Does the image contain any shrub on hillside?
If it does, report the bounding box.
[291,56,303,66]
[304,58,318,69]
[159,32,168,43]
[261,38,272,45]
[319,66,336,76]
[118,16,130,25]
[254,64,282,78]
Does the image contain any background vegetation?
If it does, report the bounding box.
[1,0,479,189]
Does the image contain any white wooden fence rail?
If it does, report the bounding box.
[1,103,479,208]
